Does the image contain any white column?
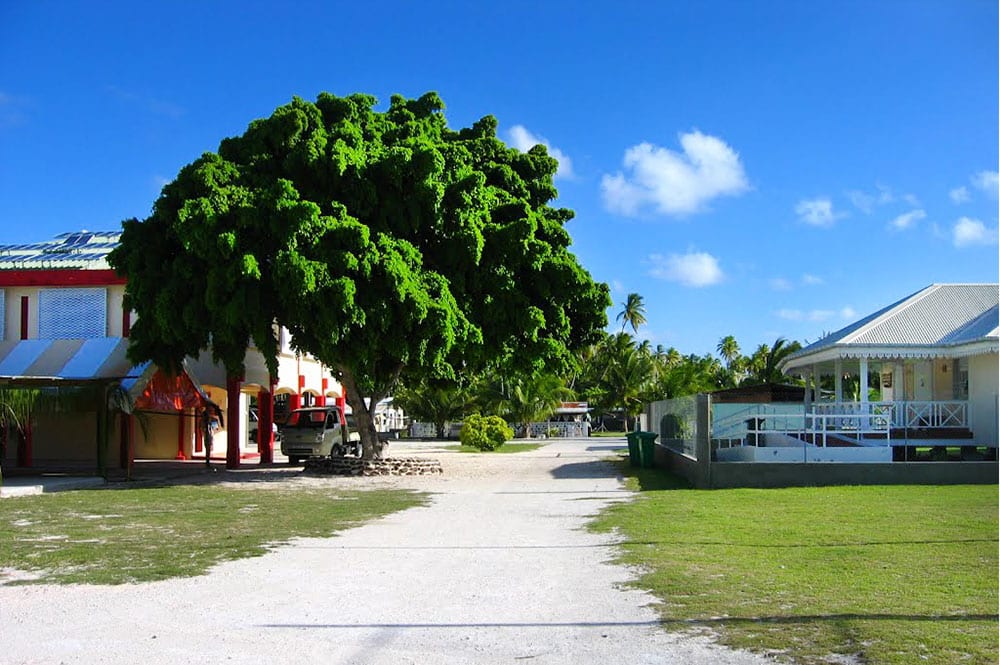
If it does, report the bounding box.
[893,362,904,427]
[859,357,870,431]
[834,359,843,403]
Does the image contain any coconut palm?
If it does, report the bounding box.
[615,292,647,334]
[499,373,573,438]
[716,335,741,368]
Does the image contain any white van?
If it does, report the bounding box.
[279,406,361,464]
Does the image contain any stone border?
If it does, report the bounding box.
[303,457,443,477]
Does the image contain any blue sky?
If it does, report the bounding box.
[1,1,997,357]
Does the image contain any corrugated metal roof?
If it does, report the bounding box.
[798,284,998,353]
[0,231,121,270]
[782,284,999,371]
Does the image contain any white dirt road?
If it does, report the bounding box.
[1,438,773,664]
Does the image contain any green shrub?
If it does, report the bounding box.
[459,414,513,451]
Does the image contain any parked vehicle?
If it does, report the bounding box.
[247,407,281,446]
[279,406,361,464]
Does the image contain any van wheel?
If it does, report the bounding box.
[288,455,301,465]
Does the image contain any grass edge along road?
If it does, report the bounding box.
[1,484,427,585]
[590,466,998,665]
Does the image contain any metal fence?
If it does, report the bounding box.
[647,394,708,460]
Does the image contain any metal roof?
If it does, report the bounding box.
[0,231,121,270]
[781,284,999,372]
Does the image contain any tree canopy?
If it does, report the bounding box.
[109,92,609,456]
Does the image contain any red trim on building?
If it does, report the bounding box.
[19,296,28,340]
[0,269,126,287]
[175,412,187,460]
[226,377,242,470]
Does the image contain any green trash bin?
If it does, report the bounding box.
[637,431,658,468]
[625,432,640,466]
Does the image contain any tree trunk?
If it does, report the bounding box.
[339,368,384,460]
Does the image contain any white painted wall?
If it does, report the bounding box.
[716,444,892,463]
[968,352,998,446]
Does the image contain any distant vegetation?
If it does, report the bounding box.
[393,292,807,434]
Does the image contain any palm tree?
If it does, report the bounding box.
[743,337,803,385]
[716,335,741,368]
[393,380,476,438]
[500,373,573,438]
[616,292,647,334]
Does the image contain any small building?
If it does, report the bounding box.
[777,283,998,453]
[0,230,344,473]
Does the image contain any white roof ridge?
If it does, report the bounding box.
[840,284,938,344]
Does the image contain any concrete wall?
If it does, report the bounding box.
[658,443,997,488]
[716,444,892,463]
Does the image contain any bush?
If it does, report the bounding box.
[459,414,513,451]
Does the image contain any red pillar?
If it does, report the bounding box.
[316,378,328,406]
[175,410,187,460]
[258,383,274,465]
[336,394,346,412]
[226,376,242,469]
[194,410,204,454]
[290,392,302,411]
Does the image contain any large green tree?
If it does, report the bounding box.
[109,92,609,457]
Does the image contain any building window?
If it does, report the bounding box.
[38,288,107,339]
[273,393,290,423]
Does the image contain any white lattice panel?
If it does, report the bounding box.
[38,288,107,339]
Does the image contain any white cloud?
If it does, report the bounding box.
[949,186,970,204]
[610,279,626,295]
[952,217,999,247]
[889,209,926,231]
[847,190,876,214]
[794,198,845,227]
[776,307,856,323]
[972,170,999,198]
[802,273,824,285]
[601,131,749,217]
[769,277,792,291]
[847,183,908,214]
[776,309,804,321]
[507,125,574,179]
[648,251,724,287]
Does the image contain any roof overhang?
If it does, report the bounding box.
[780,338,999,374]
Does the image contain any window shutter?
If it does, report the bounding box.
[38,288,107,339]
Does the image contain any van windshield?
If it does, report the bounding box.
[283,410,328,429]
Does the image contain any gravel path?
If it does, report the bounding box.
[1,438,772,664]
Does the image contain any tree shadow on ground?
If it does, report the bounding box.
[549,459,621,479]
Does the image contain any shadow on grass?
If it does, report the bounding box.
[611,458,693,491]
[660,612,999,627]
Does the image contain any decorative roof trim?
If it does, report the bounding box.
[782,339,998,372]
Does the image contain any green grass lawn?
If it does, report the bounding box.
[0,485,426,585]
[445,442,545,453]
[591,467,998,665]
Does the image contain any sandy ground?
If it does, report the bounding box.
[0,438,774,664]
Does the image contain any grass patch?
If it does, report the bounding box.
[592,467,998,664]
[0,484,426,585]
[589,431,629,438]
[445,442,545,454]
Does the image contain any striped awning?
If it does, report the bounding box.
[0,338,139,382]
